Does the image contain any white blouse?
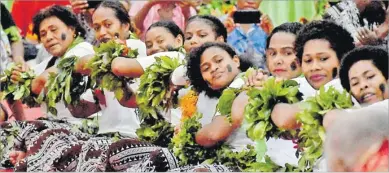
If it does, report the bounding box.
[81,39,147,137]
[34,42,94,125]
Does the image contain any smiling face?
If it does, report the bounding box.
[145,27,183,56]
[302,39,340,90]
[349,60,389,104]
[200,47,240,90]
[39,16,75,57]
[184,20,224,53]
[266,32,301,80]
[92,7,129,43]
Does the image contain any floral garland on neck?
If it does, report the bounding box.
[179,88,199,121]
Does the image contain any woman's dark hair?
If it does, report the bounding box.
[360,1,386,26]
[147,20,184,39]
[32,5,86,41]
[339,46,388,91]
[266,22,303,49]
[187,15,227,42]
[295,20,355,62]
[96,0,130,25]
[187,42,247,98]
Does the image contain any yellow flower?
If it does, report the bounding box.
[179,90,199,121]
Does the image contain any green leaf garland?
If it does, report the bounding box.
[296,86,353,171]
[244,77,303,161]
[170,112,282,172]
[87,40,138,100]
[136,56,183,146]
[217,88,241,124]
[39,56,90,115]
[0,63,39,107]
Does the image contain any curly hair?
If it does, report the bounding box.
[339,46,388,91]
[187,15,227,42]
[294,20,355,62]
[266,22,303,49]
[187,42,249,98]
[33,5,86,41]
[147,20,184,39]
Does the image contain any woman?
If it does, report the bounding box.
[74,0,146,75]
[110,14,227,81]
[4,4,96,169]
[270,20,356,129]
[121,42,253,172]
[265,22,302,80]
[110,20,185,81]
[10,2,147,171]
[267,20,356,171]
[339,46,388,105]
[101,16,231,171]
[232,22,305,167]
[145,20,184,56]
[245,22,304,87]
[324,46,389,128]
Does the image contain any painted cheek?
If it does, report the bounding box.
[379,83,386,95]
[227,64,232,72]
[61,33,66,41]
[332,67,338,79]
[290,62,297,71]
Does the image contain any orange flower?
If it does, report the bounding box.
[121,47,129,57]
[179,90,199,121]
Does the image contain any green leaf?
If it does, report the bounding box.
[114,88,124,101]
[64,75,72,104]
[13,86,25,100]
[253,121,267,140]
[255,139,267,162]
[217,88,240,119]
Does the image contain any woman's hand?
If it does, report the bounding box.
[356,26,380,46]
[271,103,301,130]
[224,17,237,34]
[259,14,274,35]
[244,69,269,88]
[9,150,26,166]
[70,0,89,13]
[10,65,24,84]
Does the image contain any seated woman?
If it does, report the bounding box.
[323,46,388,129]
[110,14,226,81]
[119,42,253,172]
[269,20,356,130]
[267,20,356,171]
[110,19,186,86]
[100,16,231,171]
[231,20,355,170]
[10,2,147,171]
[108,15,228,125]
[5,4,95,168]
[229,22,305,167]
